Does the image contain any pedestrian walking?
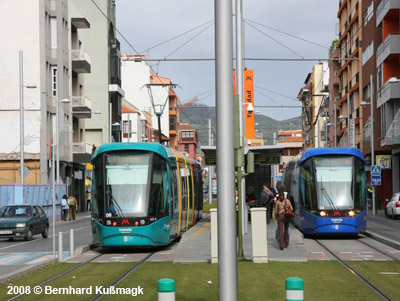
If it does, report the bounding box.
[68,195,78,221]
[85,176,91,211]
[260,183,274,223]
[61,194,69,221]
[274,191,293,250]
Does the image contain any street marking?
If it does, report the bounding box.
[0,255,25,264]
[193,222,210,236]
[0,226,91,250]
[340,252,351,254]
[379,272,400,275]
[311,252,324,254]
[27,255,53,265]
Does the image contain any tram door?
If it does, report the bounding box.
[180,165,188,231]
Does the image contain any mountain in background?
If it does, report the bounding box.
[180,104,302,146]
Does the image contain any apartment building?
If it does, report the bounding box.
[121,54,180,147]
[298,63,329,149]
[179,124,198,159]
[336,0,363,148]
[0,0,91,205]
[74,0,123,145]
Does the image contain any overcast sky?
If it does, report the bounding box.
[115,0,339,121]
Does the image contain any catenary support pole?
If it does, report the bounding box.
[19,51,24,185]
[52,144,56,258]
[347,93,351,146]
[235,0,244,259]
[370,74,376,215]
[209,119,213,205]
[215,0,238,299]
[334,102,337,147]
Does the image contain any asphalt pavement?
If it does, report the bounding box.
[0,212,92,281]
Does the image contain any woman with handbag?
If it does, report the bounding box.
[274,192,294,250]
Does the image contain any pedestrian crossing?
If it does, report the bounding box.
[0,252,70,265]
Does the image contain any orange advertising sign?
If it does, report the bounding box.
[244,69,254,139]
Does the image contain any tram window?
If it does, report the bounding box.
[171,167,179,215]
[149,159,168,217]
[354,158,367,207]
[105,153,150,217]
[301,160,316,210]
[315,156,353,210]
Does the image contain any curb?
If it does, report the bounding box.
[0,242,96,284]
[364,230,400,250]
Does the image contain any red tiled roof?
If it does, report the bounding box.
[278,136,303,143]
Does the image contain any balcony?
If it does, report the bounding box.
[376,33,400,67]
[72,96,92,119]
[376,0,400,26]
[71,17,90,29]
[381,109,400,146]
[72,142,92,163]
[71,50,91,73]
[377,79,400,107]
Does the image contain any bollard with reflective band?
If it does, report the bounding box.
[286,277,304,301]
[158,278,175,301]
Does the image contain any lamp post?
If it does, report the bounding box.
[360,74,375,215]
[19,50,37,185]
[56,97,70,185]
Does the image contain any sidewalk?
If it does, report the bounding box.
[174,213,306,263]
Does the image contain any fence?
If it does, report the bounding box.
[0,184,66,222]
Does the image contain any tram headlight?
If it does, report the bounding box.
[140,219,145,225]
[106,220,111,226]
[319,211,327,217]
[348,210,355,217]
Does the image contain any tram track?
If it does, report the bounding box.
[358,237,400,262]
[92,252,154,300]
[315,239,392,301]
[8,253,103,301]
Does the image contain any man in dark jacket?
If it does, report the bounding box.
[260,183,274,223]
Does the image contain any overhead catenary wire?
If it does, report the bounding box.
[245,19,330,50]
[245,20,304,59]
[139,19,214,54]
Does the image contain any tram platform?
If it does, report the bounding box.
[173,213,307,263]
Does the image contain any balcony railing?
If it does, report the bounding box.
[72,142,92,163]
[381,109,400,146]
[376,0,400,26]
[376,33,400,67]
[377,79,400,107]
[71,50,91,73]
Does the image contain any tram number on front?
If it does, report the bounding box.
[106,213,112,218]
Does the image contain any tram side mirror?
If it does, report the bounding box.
[247,151,254,174]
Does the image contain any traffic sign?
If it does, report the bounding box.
[371,165,381,176]
[371,176,381,186]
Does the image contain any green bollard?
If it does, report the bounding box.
[158,278,175,301]
[286,277,304,301]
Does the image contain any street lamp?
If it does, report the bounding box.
[360,74,375,215]
[144,83,177,144]
[56,98,70,184]
[19,50,37,185]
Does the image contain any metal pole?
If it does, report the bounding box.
[209,119,212,205]
[19,51,24,185]
[157,114,162,144]
[70,229,74,257]
[58,231,63,262]
[334,102,337,147]
[317,118,320,148]
[236,0,244,260]
[109,102,112,142]
[127,113,130,142]
[347,93,350,146]
[56,70,60,184]
[215,0,238,299]
[52,144,56,258]
[370,74,376,215]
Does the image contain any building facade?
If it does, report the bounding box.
[0,0,92,209]
[75,0,123,145]
[178,124,198,159]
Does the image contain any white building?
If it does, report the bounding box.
[0,0,92,208]
[121,54,171,142]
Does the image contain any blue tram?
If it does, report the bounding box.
[282,147,368,235]
[90,143,203,247]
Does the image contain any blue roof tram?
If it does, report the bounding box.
[282,148,368,236]
[90,143,203,248]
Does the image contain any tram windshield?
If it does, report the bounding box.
[105,153,150,217]
[315,156,354,210]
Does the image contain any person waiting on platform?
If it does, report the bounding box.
[274,191,293,250]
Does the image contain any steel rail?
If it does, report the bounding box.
[92,252,154,301]
[315,239,391,301]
